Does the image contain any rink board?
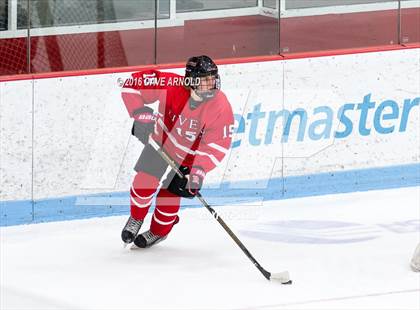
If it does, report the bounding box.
[1,48,419,225]
[1,163,419,226]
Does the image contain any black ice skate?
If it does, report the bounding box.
[133,230,167,248]
[121,216,143,244]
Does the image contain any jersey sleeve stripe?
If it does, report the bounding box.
[157,118,195,155]
[122,88,142,95]
[195,150,221,167]
[208,142,229,154]
[157,118,222,167]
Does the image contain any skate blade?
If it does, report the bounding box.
[130,243,142,250]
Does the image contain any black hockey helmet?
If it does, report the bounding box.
[185,55,221,101]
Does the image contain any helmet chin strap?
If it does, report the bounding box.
[189,97,202,110]
[189,89,205,110]
[189,89,218,109]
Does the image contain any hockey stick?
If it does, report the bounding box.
[149,138,292,284]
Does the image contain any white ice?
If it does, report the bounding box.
[1,187,419,310]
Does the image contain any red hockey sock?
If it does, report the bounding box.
[130,172,160,221]
[150,188,181,237]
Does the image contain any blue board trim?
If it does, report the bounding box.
[1,163,419,227]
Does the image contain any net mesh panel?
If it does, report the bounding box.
[0,2,30,75]
[0,0,167,75]
[16,0,165,29]
[0,38,28,75]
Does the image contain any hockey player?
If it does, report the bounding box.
[120,55,234,248]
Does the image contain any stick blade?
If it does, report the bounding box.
[270,271,292,284]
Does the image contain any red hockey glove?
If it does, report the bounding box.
[131,106,156,145]
[187,166,205,196]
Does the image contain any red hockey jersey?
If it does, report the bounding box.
[121,70,234,174]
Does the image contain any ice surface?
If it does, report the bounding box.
[1,187,419,310]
